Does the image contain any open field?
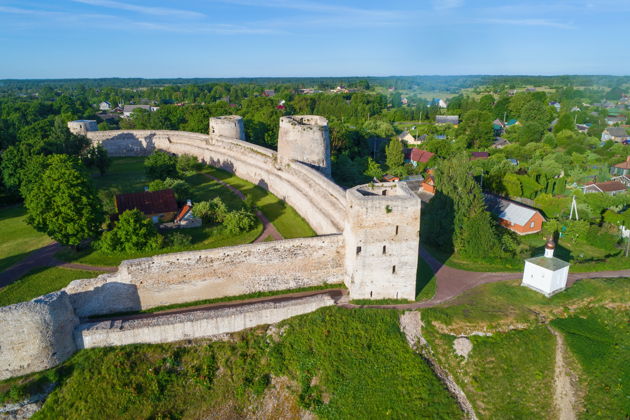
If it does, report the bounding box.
[0,267,104,307]
[0,206,51,273]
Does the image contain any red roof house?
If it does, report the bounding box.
[471,152,489,160]
[404,148,435,165]
[115,189,178,223]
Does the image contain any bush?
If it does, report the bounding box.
[192,197,228,224]
[99,209,163,254]
[149,178,191,201]
[145,151,177,180]
[223,210,257,234]
[167,231,192,248]
[176,154,201,175]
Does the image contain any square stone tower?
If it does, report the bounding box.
[344,182,421,300]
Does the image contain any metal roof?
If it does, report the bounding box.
[526,256,570,271]
[485,194,541,226]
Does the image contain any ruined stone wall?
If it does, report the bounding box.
[75,292,339,349]
[344,183,421,300]
[0,292,79,380]
[86,128,345,235]
[65,235,345,318]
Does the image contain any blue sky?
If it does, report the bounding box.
[1,0,629,78]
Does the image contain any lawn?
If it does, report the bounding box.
[0,267,104,307]
[0,206,51,273]
[0,307,462,419]
[90,157,149,194]
[201,166,315,239]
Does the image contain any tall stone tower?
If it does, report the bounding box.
[344,182,421,300]
[67,120,98,136]
[277,115,331,177]
[209,115,245,140]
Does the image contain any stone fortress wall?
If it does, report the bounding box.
[0,115,421,380]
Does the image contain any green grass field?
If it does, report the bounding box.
[201,166,315,239]
[0,267,104,307]
[0,206,51,273]
[0,307,461,419]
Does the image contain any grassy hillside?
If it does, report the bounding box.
[421,278,630,420]
[0,308,461,419]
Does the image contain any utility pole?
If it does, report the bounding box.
[569,195,579,220]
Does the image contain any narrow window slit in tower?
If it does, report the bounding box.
[392,265,396,274]
[356,246,361,255]
[382,245,386,255]
[395,225,399,235]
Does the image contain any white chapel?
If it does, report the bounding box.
[522,237,570,296]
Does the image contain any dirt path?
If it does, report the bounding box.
[201,173,283,243]
[0,242,115,288]
[548,326,578,420]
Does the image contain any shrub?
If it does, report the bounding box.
[223,210,257,234]
[176,154,201,175]
[192,197,228,224]
[167,231,192,248]
[99,209,163,254]
[145,151,177,180]
[149,178,191,202]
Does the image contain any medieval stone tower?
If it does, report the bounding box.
[209,115,246,140]
[67,120,98,136]
[344,182,421,300]
[277,115,331,177]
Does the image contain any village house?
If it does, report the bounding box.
[122,105,159,118]
[491,137,510,149]
[485,194,545,235]
[382,174,400,182]
[576,123,591,134]
[404,148,434,167]
[436,115,459,125]
[492,119,505,136]
[421,170,436,194]
[115,189,179,223]
[262,89,275,97]
[99,101,111,111]
[581,180,628,195]
[471,151,489,160]
[611,156,630,176]
[549,101,561,112]
[605,116,626,126]
[612,175,630,187]
[397,131,416,143]
[601,127,630,143]
[172,200,202,228]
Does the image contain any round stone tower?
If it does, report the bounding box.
[277,115,331,177]
[67,120,98,136]
[343,182,421,301]
[209,115,245,140]
[0,291,79,380]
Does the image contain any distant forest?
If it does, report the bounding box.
[1,75,629,94]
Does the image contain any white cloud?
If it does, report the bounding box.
[72,0,205,19]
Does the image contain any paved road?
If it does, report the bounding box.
[0,242,115,288]
[201,173,283,242]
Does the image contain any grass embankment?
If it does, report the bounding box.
[201,166,316,239]
[552,309,630,418]
[420,277,630,419]
[0,267,104,307]
[58,157,316,266]
[0,206,51,273]
[0,308,462,419]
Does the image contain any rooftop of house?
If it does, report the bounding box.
[526,256,570,271]
[115,189,178,215]
[123,104,152,112]
[485,194,543,226]
[605,127,630,137]
[584,180,627,192]
[174,201,193,223]
[471,151,489,159]
[405,148,434,163]
[613,156,630,170]
[436,115,459,124]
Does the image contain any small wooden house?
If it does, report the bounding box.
[115,189,178,223]
[485,194,545,235]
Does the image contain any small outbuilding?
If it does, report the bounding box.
[522,238,569,297]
